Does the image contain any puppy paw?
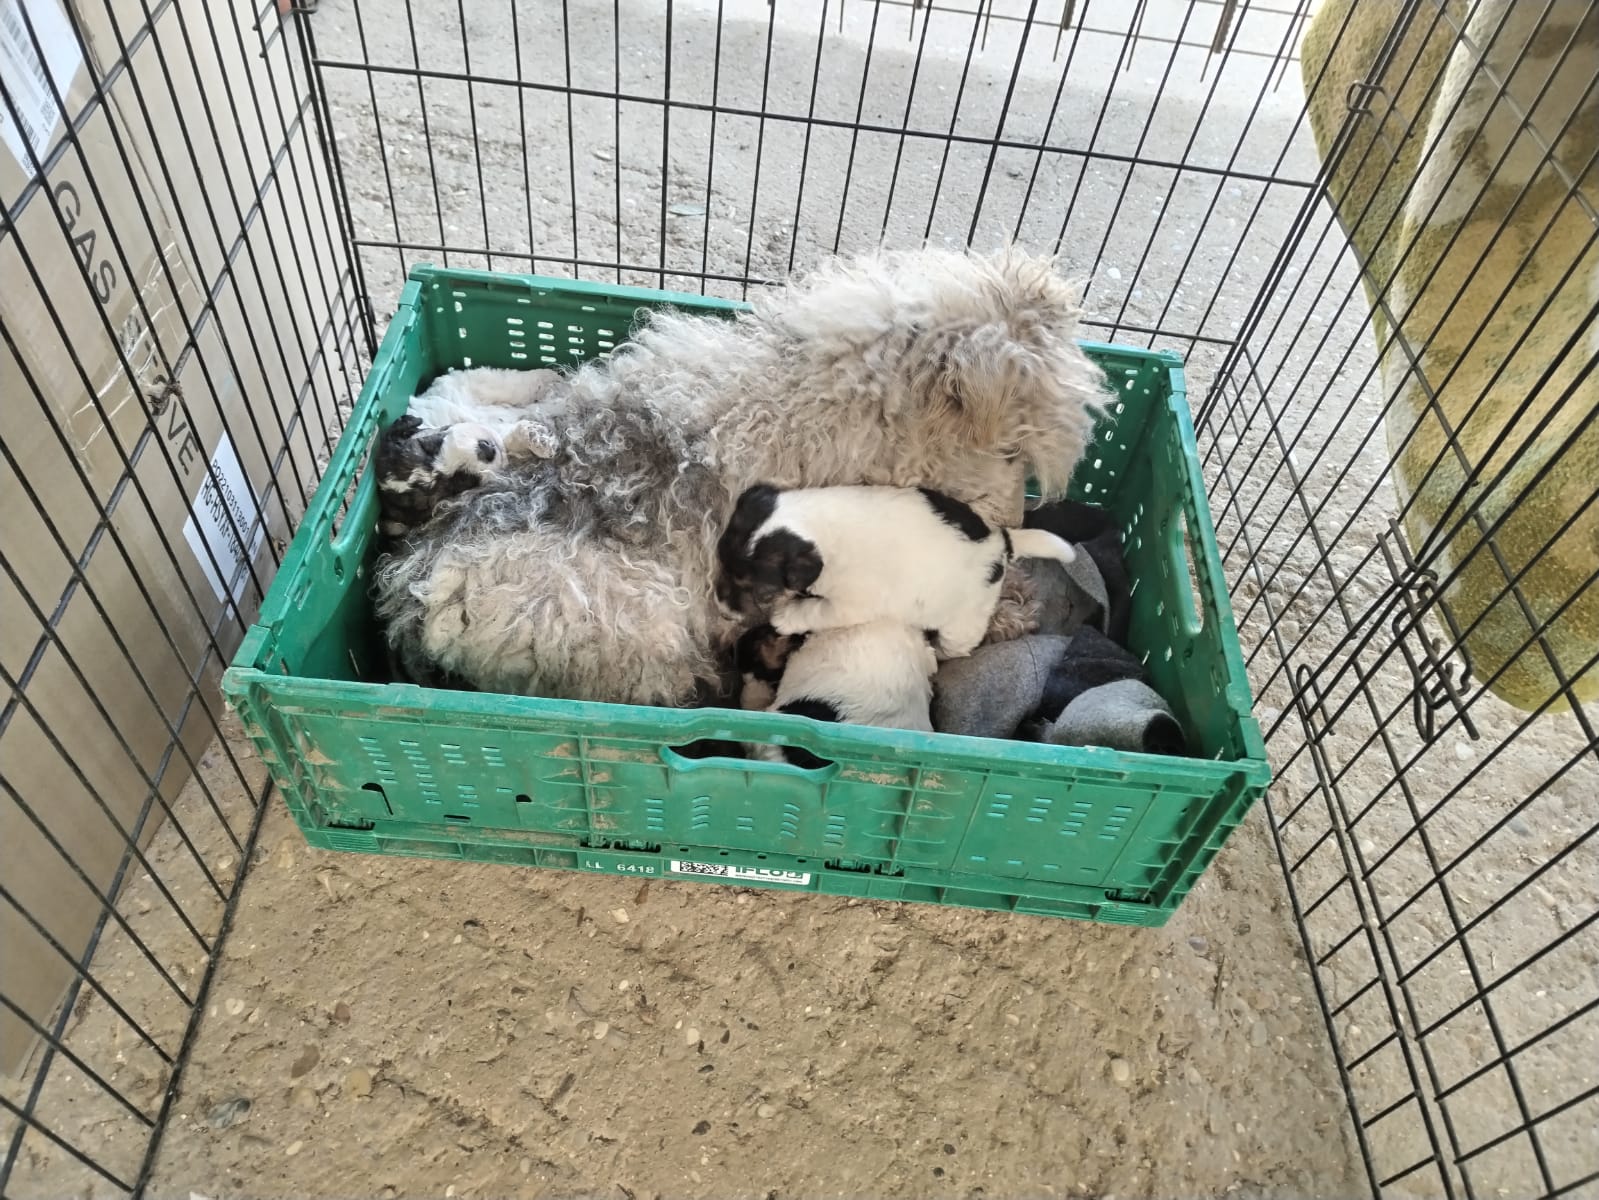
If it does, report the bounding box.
[504,418,558,460]
[769,605,807,637]
[739,678,777,712]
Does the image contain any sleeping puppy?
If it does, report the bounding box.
[736,621,937,769]
[735,622,808,713]
[717,483,1077,660]
[374,413,557,538]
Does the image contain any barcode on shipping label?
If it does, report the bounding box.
[670,860,812,887]
[182,433,266,610]
[0,0,82,170]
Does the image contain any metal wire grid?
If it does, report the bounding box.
[0,0,1593,1195]
[303,0,1318,344]
[0,0,362,1192]
[1199,0,1599,1195]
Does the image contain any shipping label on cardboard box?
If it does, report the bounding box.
[0,0,83,172]
[183,430,267,609]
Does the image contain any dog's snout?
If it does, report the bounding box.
[476,437,498,463]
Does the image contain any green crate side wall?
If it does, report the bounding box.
[235,670,1240,913]
[244,280,434,683]
[1098,356,1262,766]
[1131,358,1270,904]
[291,820,1168,926]
[227,266,1266,923]
[240,685,1184,929]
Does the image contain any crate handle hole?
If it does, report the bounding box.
[1173,507,1206,638]
[659,743,839,778]
[361,782,393,815]
[515,793,532,804]
[444,813,471,824]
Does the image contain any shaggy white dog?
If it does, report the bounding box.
[372,247,1106,706]
[716,482,1079,659]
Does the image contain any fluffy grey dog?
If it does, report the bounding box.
[372,247,1106,706]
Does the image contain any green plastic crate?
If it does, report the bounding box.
[225,264,1267,925]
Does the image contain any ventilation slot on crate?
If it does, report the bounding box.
[824,858,873,874]
[584,838,661,854]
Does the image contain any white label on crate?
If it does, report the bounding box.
[670,860,812,887]
[0,0,81,169]
[183,433,265,608]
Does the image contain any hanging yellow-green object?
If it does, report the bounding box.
[1300,0,1599,712]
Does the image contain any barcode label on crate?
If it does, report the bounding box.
[0,0,81,170]
[183,433,265,609]
[669,860,812,886]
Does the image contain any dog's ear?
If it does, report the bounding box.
[737,623,803,682]
[720,483,781,559]
[785,552,822,594]
[730,484,779,530]
[736,529,821,601]
[929,328,1038,451]
[735,624,776,675]
[375,413,424,477]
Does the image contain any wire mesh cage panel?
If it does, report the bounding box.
[0,0,362,1192]
[0,0,1594,1196]
[1204,1,1599,1194]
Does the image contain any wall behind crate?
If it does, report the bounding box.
[0,0,360,1187]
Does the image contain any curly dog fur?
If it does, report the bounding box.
[372,247,1106,706]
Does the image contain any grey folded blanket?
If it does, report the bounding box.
[1019,499,1133,644]
[933,627,1187,756]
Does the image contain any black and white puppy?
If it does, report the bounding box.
[717,483,1078,659]
[735,620,938,768]
[735,621,808,713]
[374,413,557,538]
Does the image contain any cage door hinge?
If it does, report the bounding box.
[1378,520,1478,745]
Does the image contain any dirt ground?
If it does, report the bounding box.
[7,719,1362,1199]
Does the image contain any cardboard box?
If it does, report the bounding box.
[0,0,348,1073]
